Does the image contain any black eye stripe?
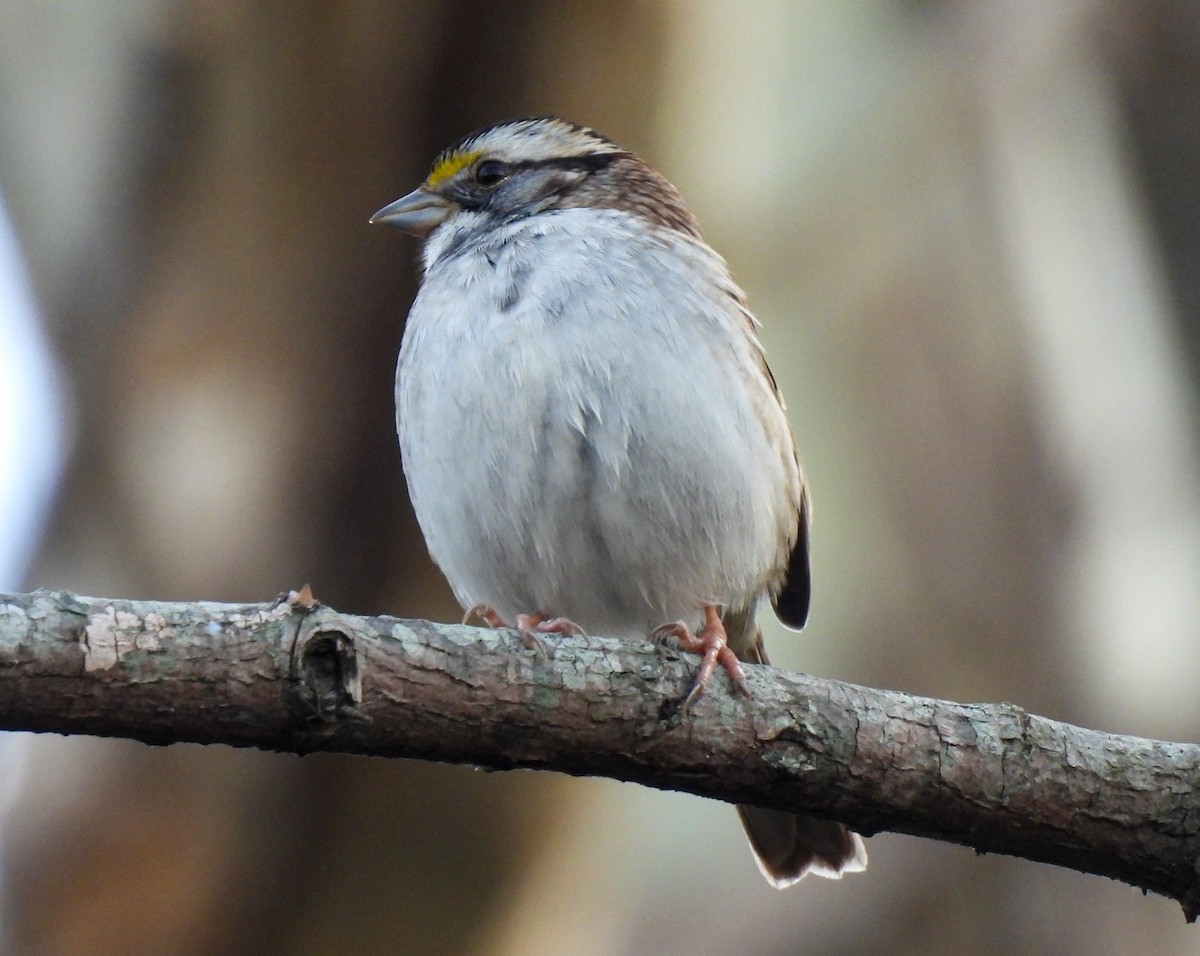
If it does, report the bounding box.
[448,150,628,213]
[493,153,623,176]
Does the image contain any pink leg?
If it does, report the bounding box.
[654,605,749,710]
[464,604,585,651]
[514,613,586,638]
[464,603,508,629]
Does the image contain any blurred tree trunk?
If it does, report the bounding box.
[1112,0,1200,388]
[4,3,669,954]
[6,2,1200,955]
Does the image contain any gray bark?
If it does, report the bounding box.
[1,588,1197,920]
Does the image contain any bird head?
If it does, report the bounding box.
[370,117,699,240]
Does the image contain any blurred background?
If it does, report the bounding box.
[1,1,1198,953]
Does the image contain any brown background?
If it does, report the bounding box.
[1,3,1199,954]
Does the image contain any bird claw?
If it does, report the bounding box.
[463,604,584,656]
[651,620,688,651]
[517,614,587,639]
[463,602,508,629]
[654,607,749,711]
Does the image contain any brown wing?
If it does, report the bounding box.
[772,491,811,630]
[711,253,810,634]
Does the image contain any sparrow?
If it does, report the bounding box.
[371,116,867,886]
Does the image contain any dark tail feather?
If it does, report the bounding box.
[737,805,868,887]
[772,494,811,630]
[725,618,866,886]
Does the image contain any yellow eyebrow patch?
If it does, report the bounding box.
[426,149,483,188]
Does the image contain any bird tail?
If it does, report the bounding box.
[736,806,868,886]
[726,614,868,886]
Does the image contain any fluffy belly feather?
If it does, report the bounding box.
[395,212,791,639]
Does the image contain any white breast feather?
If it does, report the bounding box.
[397,208,799,639]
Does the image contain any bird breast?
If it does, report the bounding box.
[396,207,797,639]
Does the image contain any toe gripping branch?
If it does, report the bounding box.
[654,605,749,711]
[464,601,747,709]
[464,603,586,653]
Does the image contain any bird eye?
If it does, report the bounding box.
[474,160,509,187]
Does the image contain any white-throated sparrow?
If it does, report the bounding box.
[372,117,866,886]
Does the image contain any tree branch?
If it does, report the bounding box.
[1,589,1197,919]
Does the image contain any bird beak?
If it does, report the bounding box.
[369,187,454,238]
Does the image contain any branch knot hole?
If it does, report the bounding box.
[295,622,363,722]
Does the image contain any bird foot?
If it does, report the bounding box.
[653,605,749,710]
[464,603,508,629]
[463,603,585,653]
